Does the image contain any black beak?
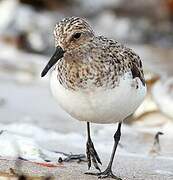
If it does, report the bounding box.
[41,46,65,77]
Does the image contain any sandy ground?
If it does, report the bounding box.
[0,154,173,180]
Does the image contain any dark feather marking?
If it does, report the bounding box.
[131,63,145,86]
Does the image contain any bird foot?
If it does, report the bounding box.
[85,167,122,180]
[86,138,102,171]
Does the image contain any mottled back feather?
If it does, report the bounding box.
[53,17,146,90]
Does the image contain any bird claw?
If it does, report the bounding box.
[98,170,122,180]
[85,167,122,180]
[86,139,102,171]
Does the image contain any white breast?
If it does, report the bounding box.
[50,71,147,124]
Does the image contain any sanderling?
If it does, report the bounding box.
[41,17,147,179]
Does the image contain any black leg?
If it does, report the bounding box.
[86,122,122,180]
[85,122,102,172]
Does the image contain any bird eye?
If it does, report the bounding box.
[73,32,81,39]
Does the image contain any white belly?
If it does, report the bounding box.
[50,71,147,124]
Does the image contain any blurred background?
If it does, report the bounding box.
[0,0,173,175]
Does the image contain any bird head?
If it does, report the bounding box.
[41,17,94,77]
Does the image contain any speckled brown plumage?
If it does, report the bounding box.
[53,17,145,90]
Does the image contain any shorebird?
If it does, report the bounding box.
[41,17,147,179]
